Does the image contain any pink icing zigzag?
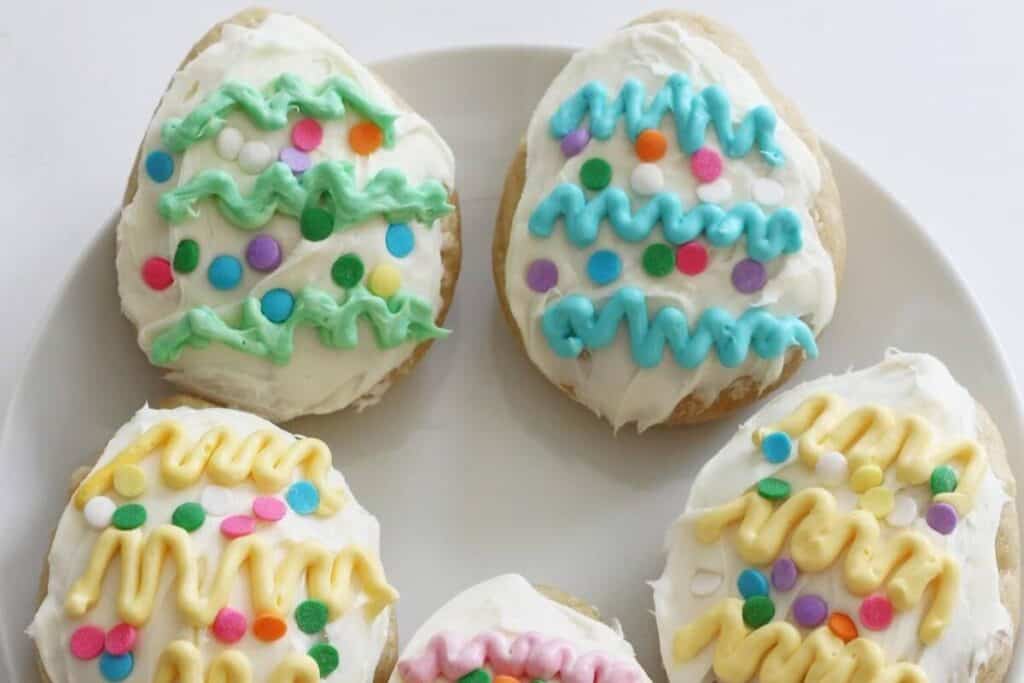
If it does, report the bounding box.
[398,631,643,683]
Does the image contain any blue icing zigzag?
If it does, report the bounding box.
[549,73,784,165]
[541,287,816,369]
[529,184,802,262]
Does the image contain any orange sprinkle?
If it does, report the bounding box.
[635,129,667,162]
[252,613,287,642]
[494,676,519,683]
[349,122,384,155]
[828,612,858,643]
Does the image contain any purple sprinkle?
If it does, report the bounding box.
[926,502,958,535]
[245,235,282,272]
[526,259,558,293]
[771,557,798,592]
[279,146,312,175]
[560,128,591,158]
[732,258,767,293]
[792,594,828,628]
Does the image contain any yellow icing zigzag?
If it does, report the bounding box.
[754,393,986,513]
[155,640,320,683]
[697,488,959,643]
[673,598,926,683]
[73,421,345,516]
[65,525,397,627]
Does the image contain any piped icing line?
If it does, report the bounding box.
[64,524,397,627]
[73,420,345,515]
[161,73,398,153]
[156,640,321,683]
[672,598,927,683]
[159,161,453,231]
[398,631,644,683]
[753,393,988,513]
[549,74,784,165]
[696,487,959,643]
[529,184,802,261]
[150,284,448,365]
[541,287,816,368]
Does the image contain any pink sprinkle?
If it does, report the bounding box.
[220,514,255,539]
[690,148,723,183]
[291,118,324,152]
[104,623,137,656]
[859,594,894,631]
[69,625,105,660]
[211,607,248,644]
[252,496,286,522]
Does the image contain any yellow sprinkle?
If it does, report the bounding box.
[849,464,884,493]
[368,264,401,298]
[112,464,147,498]
[859,486,895,518]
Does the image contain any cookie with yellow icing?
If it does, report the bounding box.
[29,401,398,683]
[493,10,844,430]
[116,8,461,421]
[652,351,1019,682]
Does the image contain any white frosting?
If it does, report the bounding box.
[651,351,1015,682]
[116,13,455,421]
[29,404,392,683]
[503,21,837,431]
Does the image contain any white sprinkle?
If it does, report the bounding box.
[238,141,273,174]
[630,163,664,195]
[689,569,723,596]
[215,127,244,161]
[201,485,236,516]
[752,178,785,207]
[83,496,116,529]
[815,451,849,486]
[887,494,919,527]
[696,178,733,204]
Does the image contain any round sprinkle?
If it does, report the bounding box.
[732,258,767,294]
[207,255,243,290]
[84,496,117,529]
[742,595,774,628]
[635,129,667,162]
[859,594,894,631]
[279,146,312,174]
[369,264,402,298]
[690,147,723,182]
[252,613,287,642]
[295,599,329,634]
[586,250,621,286]
[815,451,848,486]
[460,669,491,683]
[494,676,519,683]
[696,178,733,204]
[215,127,244,161]
[560,128,590,157]
[349,121,384,155]
[145,151,174,183]
[99,652,134,682]
[238,141,273,175]
[171,502,206,532]
[69,625,105,660]
[261,288,295,324]
[201,485,236,516]
[887,494,918,527]
[287,481,320,515]
[526,259,559,293]
[331,254,364,288]
[386,223,415,258]
[770,557,798,592]
[828,612,858,642]
[580,158,612,191]
[112,504,146,530]
[689,569,722,596]
[300,207,334,241]
[792,594,828,628]
[736,568,769,599]
[252,496,287,522]
[860,486,895,519]
[104,623,137,656]
[211,607,248,644]
[308,643,340,678]
[930,465,958,495]
[291,118,324,152]
[173,239,200,273]
[926,502,958,535]
[245,235,283,272]
[850,465,884,493]
[757,477,791,501]
[220,514,255,539]
[761,432,792,464]
[642,243,674,277]
[630,163,664,195]
[141,257,173,291]
[112,464,146,498]
[752,178,785,207]
[676,242,708,276]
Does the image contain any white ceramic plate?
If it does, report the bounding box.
[2,46,1021,681]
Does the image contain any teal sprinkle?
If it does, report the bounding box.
[541,287,816,369]
[158,160,453,232]
[529,183,801,262]
[550,73,783,165]
[161,73,398,153]
[150,284,448,365]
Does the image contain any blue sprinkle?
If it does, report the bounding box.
[761,432,793,464]
[207,255,243,290]
[737,568,769,599]
[287,480,320,515]
[385,223,415,258]
[261,288,295,323]
[145,150,174,183]
[586,249,621,286]
[99,652,134,682]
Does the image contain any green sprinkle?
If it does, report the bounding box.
[458,669,491,683]
[742,595,775,628]
[757,477,791,501]
[307,643,339,678]
[301,207,334,241]
[112,503,147,530]
[173,239,200,273]
[331,254,365,288]
[171,502,205,532]
[580,158,612,191]
[930,465,958,495]
[642,243,674,277]
[295,599,329,634]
